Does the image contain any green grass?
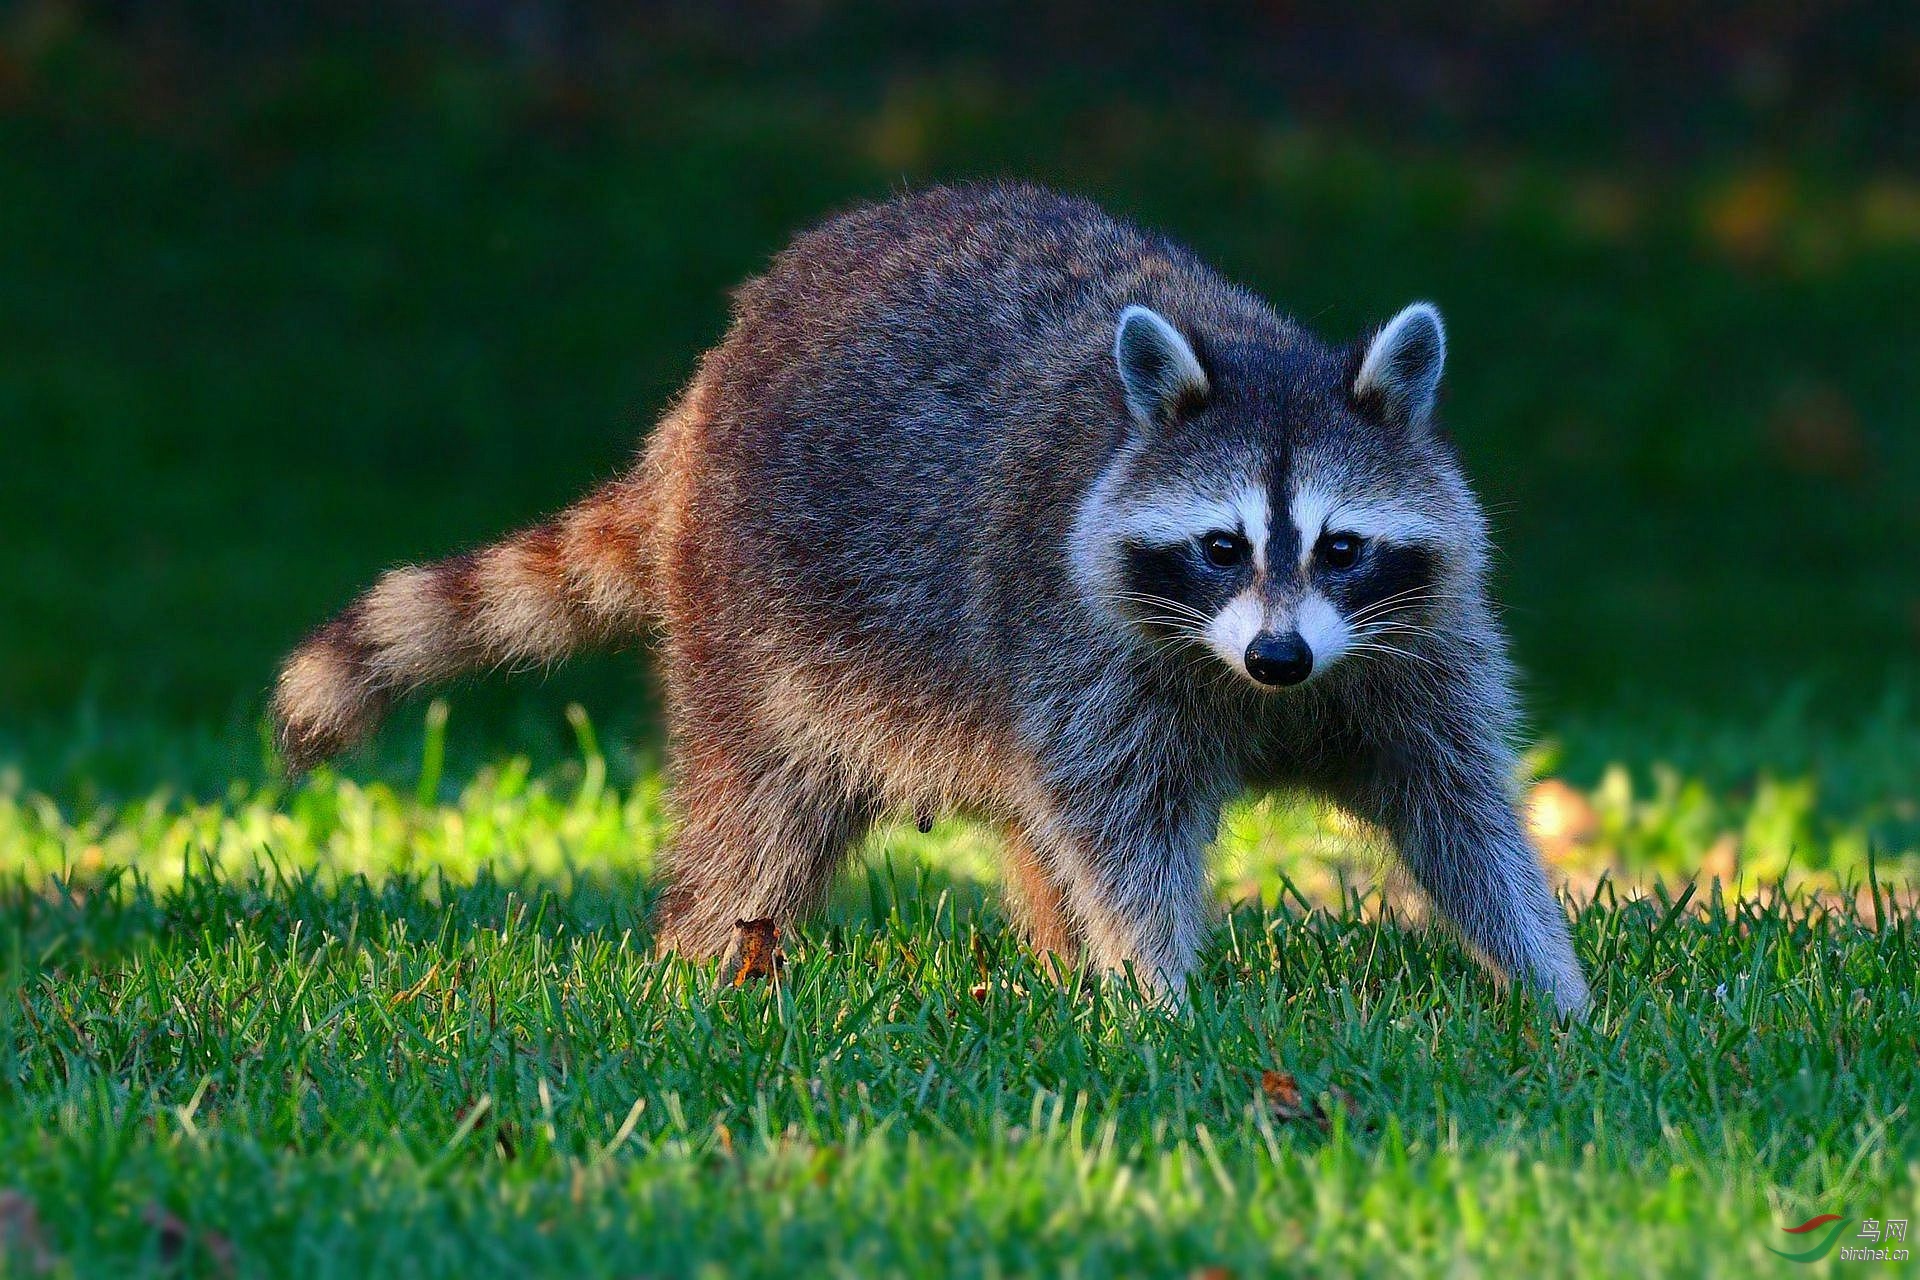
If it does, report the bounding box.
[4,706,1918,1276]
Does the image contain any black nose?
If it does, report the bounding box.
[1245,632,1313,687]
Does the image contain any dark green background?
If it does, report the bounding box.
[3,4,1916,787]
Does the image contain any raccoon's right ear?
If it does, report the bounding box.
[1114,305,1209,431]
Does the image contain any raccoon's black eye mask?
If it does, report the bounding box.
[1320,540,1440,619]
[1119,536,1243,620]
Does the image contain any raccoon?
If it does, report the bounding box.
[273,183,1590,1015]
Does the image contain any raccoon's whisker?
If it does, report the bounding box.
[1110,588,1209,609]
[1351,607,1444,632]
[1105,598,1205,629]
[1354,614,1440,634]
[1349,611,1439,641]
[1136,621,1213,643]
[1356,620,1444,647]
[1137,629,1240,687]
[1339,649,1442,691]
[1143,636,1205,660]
[1345,589,1455,626]
[1200,660,1250,697]
[1141,592,1208,611]
[1347,598,1448,627]
[1109,591,1215,625]
[1132,617,1218,644]
[1348,584,1457,614]
[1351,629,1443,660]
[1345,583,1442,612]
[1142,628,1219,661]
[1344,640,1444,670]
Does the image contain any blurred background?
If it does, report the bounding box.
[2,1,1916,878]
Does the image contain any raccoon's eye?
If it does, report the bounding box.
[1318,532,1365,570]
[1200,531,1249,569]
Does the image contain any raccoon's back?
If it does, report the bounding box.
[676,188,1224,653]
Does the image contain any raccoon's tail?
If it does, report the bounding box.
[271,474,656,771]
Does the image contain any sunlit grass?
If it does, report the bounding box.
[7,699,1914,908]
[4,702,1917,1275]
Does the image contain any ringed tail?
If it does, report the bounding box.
[271,475,655,771]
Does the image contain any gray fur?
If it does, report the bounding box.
[272,183,1590,1016]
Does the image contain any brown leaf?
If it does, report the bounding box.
[1259,1071,1364,1129]
[1190,1268,1237,1280]
[1260,1070,1313,1122]
[142,1204,234,1277]
[0,1191,54,1275]
[1767,384,1868,481]
[388,962,441,1009]
[732,917,781,986]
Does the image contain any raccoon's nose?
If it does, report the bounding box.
[1245,632,1313,687]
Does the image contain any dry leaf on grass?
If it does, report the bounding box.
[388,962,440,1008]
[142,1203,234,1277]
[1259,1071,1360,1128]
[732,917,782,986]
[1260,1070,1310,1120]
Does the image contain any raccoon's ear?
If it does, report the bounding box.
[1114,305,1209,430]
[1353,302,1446,432]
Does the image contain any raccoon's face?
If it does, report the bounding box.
[1079,301,1477,691]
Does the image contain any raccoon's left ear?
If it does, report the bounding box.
[1114,304,1209,430]
[1352,302,1446,432]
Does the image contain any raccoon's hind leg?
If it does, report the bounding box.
[651,733,878,961]
[1002,827,1082,966]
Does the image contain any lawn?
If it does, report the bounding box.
[4,710,1917,1276]
[3,21,1919,1279]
